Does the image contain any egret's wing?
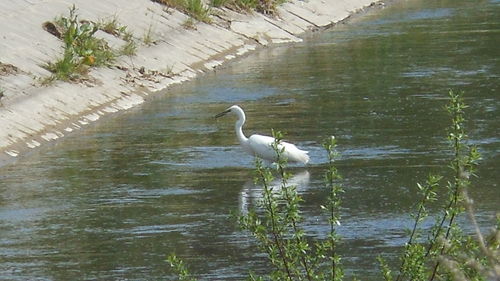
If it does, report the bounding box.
[247,134,277,161]
[248,135,310,164]
[281,141,310,164]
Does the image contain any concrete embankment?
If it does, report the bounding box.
[0,0,380,164]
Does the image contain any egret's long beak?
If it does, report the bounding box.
[214,109,230,118]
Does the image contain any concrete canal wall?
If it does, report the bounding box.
[0,0,381,164]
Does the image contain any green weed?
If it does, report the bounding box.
[43,6,113,82]
[153,0,211,23]
[43,6,139,83]
[119,40,138,56]
[167,254,196,281]
[43,48,87,82]
[380,90,497,281]
[97,16,136,45]
[143,23,156,46]
[229,0,258,11]
[153,0,286,25]
[221,0,285,14]
[152,0,185,9]
[185,0,211,23]
[97,16,122,36]
[237,131,344,281]
[211,0,229,7]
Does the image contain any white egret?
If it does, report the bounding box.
[215,105,309,164]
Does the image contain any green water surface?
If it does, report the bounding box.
[0,0,498,279]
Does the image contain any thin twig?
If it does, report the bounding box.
[259,165,294,281]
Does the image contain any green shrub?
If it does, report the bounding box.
[380,90,498,281]
[236,132,344,281]
[168,91,499,281]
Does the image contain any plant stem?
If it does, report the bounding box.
[258,164,294,280]
[429,90,465,281]
[323,136,341,281]
[397,177,438,281]
[429,166,461,281]
[273,135,313,281]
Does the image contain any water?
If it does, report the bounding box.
[1,0,499,279]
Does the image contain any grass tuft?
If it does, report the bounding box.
[210,0,229,7]
[97,16,122,36]
[143,23,156,46]
[219,0,285,14]
[119,40,138,56]
[153,0,211,24]
[185,0,211,23]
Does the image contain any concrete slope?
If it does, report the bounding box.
[0,0,380,162]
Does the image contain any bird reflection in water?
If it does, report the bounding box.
[239,170,311,215]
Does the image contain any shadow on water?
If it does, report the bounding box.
[0,0,499,279]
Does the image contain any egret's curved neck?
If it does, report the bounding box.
[234,108,248,145]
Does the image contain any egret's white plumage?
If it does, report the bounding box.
[215,105,309,164]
